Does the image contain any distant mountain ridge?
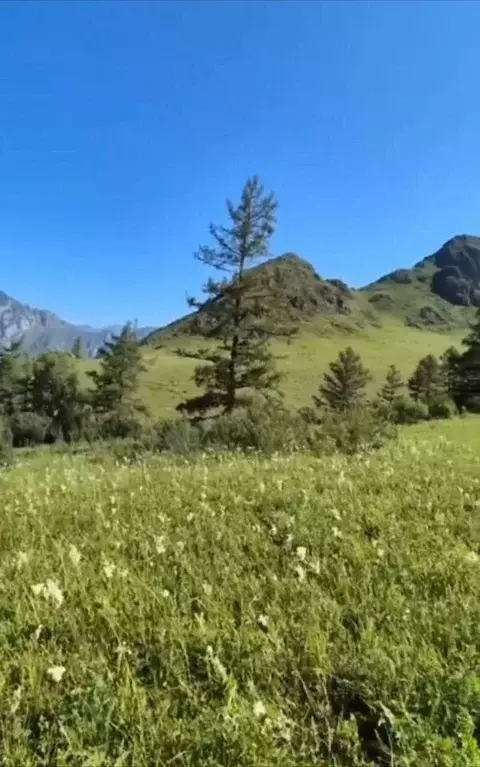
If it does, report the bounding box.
[5,234,480,355]
[0,291,153,357]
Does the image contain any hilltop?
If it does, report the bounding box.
[145,235,480,348]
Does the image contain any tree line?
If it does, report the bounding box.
[1,176,480,454]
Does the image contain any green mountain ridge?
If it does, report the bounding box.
[145,234,480,347]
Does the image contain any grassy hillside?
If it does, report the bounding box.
[3,417,480,765]
[134,320,464,418]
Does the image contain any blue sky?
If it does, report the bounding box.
[2,1,480,328]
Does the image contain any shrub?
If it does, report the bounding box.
[98,408,144,440]
[390,397,430,425]
[311,406,396,455]
[428,399,454,420]
[153,418,205,454]
[0,417,13,466]
[10,411,50,447]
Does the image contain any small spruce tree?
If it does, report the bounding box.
[314,346,371,413]
[379,364,404,404]
[88,323,147,417]
[407,354,445,406]
[454,310,480,410]
[178,176,291,417]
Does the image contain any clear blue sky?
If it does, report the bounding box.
[2,0,480,328]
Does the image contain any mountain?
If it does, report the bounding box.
[0,291,154,357]
[145,235,480,346]
[361,234,480,328]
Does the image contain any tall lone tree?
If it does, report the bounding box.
[178,176,286,417]
[88,324,146,416]
[314,346,371,413]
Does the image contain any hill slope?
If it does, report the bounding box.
[362,234,480,328]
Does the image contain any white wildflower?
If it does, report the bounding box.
[103,562,116,579]
[186,512,194,522]
[176,541,185,553]
[68,545,81,567]
[257,614,269,630]
[465,550,479,564]
[162,589,170,598]
[332,526,342,539]
[34,624,43,641]
[46,665,66,683]
[202,583,213,597]
[10,686,22,714]
[285,533,293,546]
[296,546,307,562]
[294,564,306,582]
[154,536,166,555]
[270,524,277,536]
[31,583,45,597]
[45,579,64,607]
[16,551,29,569]
[253,700,267,718]
[310,559,321,575]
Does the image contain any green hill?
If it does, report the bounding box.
[134,236,480,417]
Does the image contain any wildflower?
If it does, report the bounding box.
[253,700,267,718]
[68,545,81,567]
[31,583,45,597]
[162,589,170,598]
[34,625,43,641]
[257,614,269,630]
[296,546,307,562]
[332,526,342,539]
[310,559,321,575]
[45,580,64,607]
[202,583,213,597]
[465,550,479,564]
[294,564,306,582]
[176,541,185,553]
[186,512,194,522]
[46,665,66,683]
[154,536,166,555]
[103,562,116,579]
[16,551,29,569]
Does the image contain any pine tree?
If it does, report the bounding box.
[454,310,480,410]
[178,177,290,417]
[440,346,462,403]
[407,354,445,405]
[379,364,404,404]
[314,347,371,413]
[28,351,84,443]
[88,323,146,416]
[72,336,85,359]
[0,338,29,417]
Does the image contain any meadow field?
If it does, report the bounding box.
[116,322,465,418]
[2,417,480,765]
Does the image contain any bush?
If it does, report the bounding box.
[311,406,396,455]
[428,399,454,420]
[98,408,144,440]
[0,417,13,466]
[10,411,50,447]
[153,418,205,454]
[390,397,430,425]
[202,401,309,453]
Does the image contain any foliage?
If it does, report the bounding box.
[10,411,50,447]
[453,308,480,412]
[0,415,13,465]
[379,363,404,404]
[2,421,480,763]
[313,346,371,413]
[312,404,396,454]
[407,354,446,406]
[178,177,291,417]
[88,323,147,418]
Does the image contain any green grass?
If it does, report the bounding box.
[3,418,480,764]
[132,321,465,418]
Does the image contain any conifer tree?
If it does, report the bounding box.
[72,336,85,359]
[453,310,480,410]
[407,354,445,405]
[178,177,289,416]
[314,346,371,413]
[379,364,404,404]
[88,323,146,415]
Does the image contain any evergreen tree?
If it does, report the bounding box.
[454,310,480,410]
[178,176,290,417]
[440,346,462,403]
[72,336,85,359]
[0,338,29,417]
[88,323,146,416]
[407,354,445,405]
[28,351,84,443]
[314,347,371,413]
[379,364,404,404]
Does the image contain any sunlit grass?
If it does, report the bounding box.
[2,418,480,763]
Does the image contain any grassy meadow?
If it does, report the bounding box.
[2,417,480,764]
[91,321,465,419]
